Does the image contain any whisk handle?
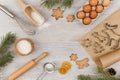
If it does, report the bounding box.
[0,4,14,18]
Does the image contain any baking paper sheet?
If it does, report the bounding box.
[80,9,120,68]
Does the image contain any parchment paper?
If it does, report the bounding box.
[80,9,120,68]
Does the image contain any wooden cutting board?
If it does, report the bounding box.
[80,9,120,68]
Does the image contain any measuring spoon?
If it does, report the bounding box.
[36,62,56,80]
[17,0,45,26]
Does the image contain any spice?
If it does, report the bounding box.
[62,61,72,70]
[58,67,67,74]
[108,68,116,76]
[58,61,72,75]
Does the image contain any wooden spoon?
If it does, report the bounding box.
[17,0,45,26]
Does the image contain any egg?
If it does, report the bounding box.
[82,17,91,25]
[89,0,98,6]
[76,11,86,19]
[83,4,92,13]
[96,4,104,13]
[102,0,111,7]
[90,10,98,19]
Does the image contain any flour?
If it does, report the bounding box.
[31,11,44,25]
[17,40,32,54]
[45,63,55,72]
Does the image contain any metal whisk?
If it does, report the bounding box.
[0,4,36,35]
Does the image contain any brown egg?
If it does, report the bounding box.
[83,4,92,13]
[82,17,91,25]
[89,0,98,6]
[90,10,98,19]
[76,11,86,19]
[102,0,111,7]
[96,4,104,13]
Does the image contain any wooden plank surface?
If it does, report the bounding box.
[0,0,120,80]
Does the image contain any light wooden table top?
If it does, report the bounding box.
[0,0,120,80]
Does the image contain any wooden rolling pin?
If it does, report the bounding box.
[8,52,48,80]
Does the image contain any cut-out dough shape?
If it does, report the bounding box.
[93,42,105,53]
[82,39,92,48]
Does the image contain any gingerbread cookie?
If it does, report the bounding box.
[76,58,89,69]
[70,53,78,61]
[66,15,75,22]
[51,7,64,20]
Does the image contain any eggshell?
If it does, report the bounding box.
[96,4,104,13]
[102,0,111,7]
[82,17,91,25]
[90,10,98,19]
[83,4,92,13]
[89,0,98,6]
[76,11,86,19]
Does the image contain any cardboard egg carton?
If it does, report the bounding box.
[76,0,112,25]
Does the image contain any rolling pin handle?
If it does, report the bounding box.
[8,52,48,80]
[34,52,48,62]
